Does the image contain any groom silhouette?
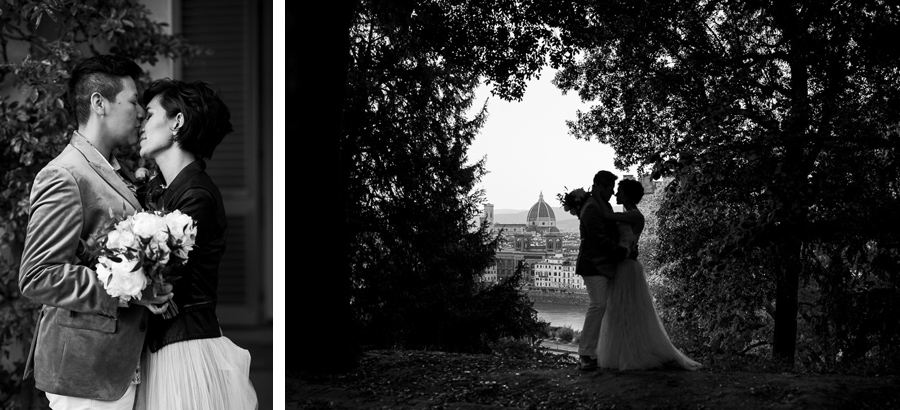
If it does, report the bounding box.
[576,170,628,371]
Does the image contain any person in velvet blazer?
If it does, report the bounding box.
[18,55,172,409]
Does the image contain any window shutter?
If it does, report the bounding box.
[180,0,261,324]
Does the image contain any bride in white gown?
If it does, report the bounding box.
[596,179,702,371]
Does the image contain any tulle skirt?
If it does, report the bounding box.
[135,335,258,410]
[597,259,702,371]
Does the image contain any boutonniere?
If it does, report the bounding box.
[134,167,154,184]
[137,168,168,210]
[128,167,161,208]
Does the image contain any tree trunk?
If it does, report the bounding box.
[768,2,811,365]
[772,239,801,363]
[291,0,359,374]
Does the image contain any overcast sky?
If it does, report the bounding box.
[466,67,637,211]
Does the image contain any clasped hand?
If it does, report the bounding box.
[131,283,174,315]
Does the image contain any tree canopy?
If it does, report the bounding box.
[340,0,585,355]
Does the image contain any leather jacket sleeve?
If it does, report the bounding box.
[163,185,226,307]
[145,173,227,351]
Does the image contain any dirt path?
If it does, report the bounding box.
[288,349,900,410]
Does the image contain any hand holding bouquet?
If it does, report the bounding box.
[86,206,197,319]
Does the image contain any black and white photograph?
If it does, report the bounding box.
[0,1,277,409]
[290,0,900,409]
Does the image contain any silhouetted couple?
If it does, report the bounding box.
[573,170,701,371]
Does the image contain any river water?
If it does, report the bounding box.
[532,301,587,331]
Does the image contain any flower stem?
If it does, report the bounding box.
[162,300,179,320]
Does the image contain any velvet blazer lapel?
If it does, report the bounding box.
[69,133,142,212]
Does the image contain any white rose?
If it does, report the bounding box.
[182,227,196,248]
[181,227,196,249]
[115,218,134,232]
[148,240,171,265]
[164,210,195,241]
[95,255,148,301]
[105,229,136,251]
[134,167,150,182]
[105,230,123,250]
[131,212,168,240]
[95,257,114,285]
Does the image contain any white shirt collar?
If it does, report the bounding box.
[75,130,121,172]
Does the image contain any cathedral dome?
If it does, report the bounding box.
[527,192,556,225]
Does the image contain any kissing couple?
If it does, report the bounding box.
[18,54,257,409]
[563,170,701,371]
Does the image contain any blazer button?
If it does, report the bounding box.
[140,321,147,331]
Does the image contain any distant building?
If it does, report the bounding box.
[533,254,582,289]
[622,174,656,194]
[480,263,498,283]
[480,203,528,233]
[490,251,542,284]
[479,194,582,289]
[510,232,564,253]
[493,224,528,234]
[525,192,559,234]
[478,178,656,289]
[481,192,560,234]
[481,203,494,225]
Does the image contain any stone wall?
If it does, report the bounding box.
[526,288,590,305]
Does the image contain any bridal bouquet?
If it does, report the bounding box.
[86,206,197,319]
[557,187,590,216]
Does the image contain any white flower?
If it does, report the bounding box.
[91,208,198,304]
[115,218,134,232]
[164,210,196,245]
[148,240,171,265]
[105,228,136,251]
[181,231,196,249]
[173,244,193,260]
[131,212,169,242]
[134,167,150,182]
[95,255,148,301]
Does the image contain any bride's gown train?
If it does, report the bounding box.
[596,221,702,371]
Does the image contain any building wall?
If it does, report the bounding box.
[141,0,273,325]
[532,257,582,289]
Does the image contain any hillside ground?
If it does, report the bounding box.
[288,344,900,410]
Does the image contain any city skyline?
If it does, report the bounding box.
[466,66,638,211]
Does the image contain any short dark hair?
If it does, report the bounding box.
[618,178,645,204]
[142,78,233,160]
[67,55,143,126]
[593,170,618,187]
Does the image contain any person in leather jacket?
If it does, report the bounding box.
[133,78,258,410]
